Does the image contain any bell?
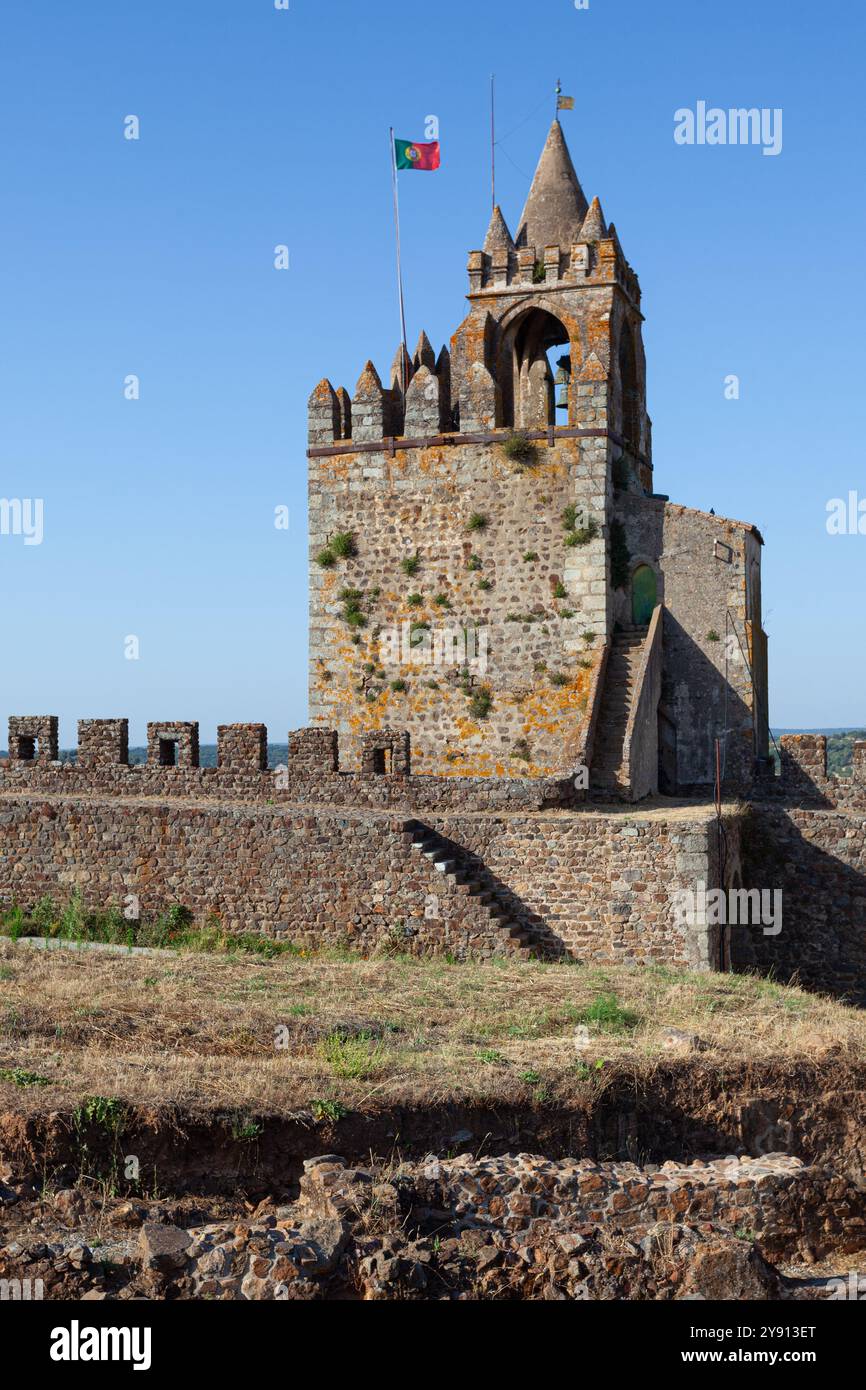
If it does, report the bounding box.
[556,384,569,410]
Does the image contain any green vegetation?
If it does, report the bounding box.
[401,552,421,576]
[466,554,483,572]
[575,992,639,1036]
[0,895,302,960]
[468,685,494,720]
[501,431,538,467]
[467,511,489,532]
[330,531,357,560]
[315,547,336,568]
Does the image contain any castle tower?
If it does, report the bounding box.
[307,119,768,794]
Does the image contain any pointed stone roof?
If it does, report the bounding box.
[515,119,589,250]
[483,204,515,255]
[579,195,607,241]
[354,360,383,399]
[413,331,436,372]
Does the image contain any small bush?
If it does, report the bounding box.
[523,551,539,563]
[467,512,488,532]
[315,548,336,568]
[501,432,538,466]
[575,992,639,1035]
[401,552,421,576]
[550,673,571,688]
[407,593,423,608]
[553,581,567,599]
[466,555,482,571]
[330,531,357,560]
[468,685,493,720]
[478,577,493,591]
[707,629,721,643]
[434,593,452,609]
[390,679,407,693]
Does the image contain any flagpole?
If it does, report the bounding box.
[490,74,496,212]
[389,127,409,395]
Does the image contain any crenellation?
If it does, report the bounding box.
[7,715,58,764]
[217,723,267,772]
[77,719,129,767]
[147,721,200,768]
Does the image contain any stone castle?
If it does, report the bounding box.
[1,121,864,997]
[309,120,768,798]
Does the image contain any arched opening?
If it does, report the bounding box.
[498,308,570,429]
[617,322,641,453]
[631,564,657,626]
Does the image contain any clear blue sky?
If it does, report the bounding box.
[1,0,864,745]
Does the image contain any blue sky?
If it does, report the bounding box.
[1,0,864,745]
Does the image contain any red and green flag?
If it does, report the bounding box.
[394,137,441,171]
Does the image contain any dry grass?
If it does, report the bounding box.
[0,940,863,1119]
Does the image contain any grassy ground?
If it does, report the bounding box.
[1,940,864,1120]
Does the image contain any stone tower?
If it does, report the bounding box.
[307,120,768,795]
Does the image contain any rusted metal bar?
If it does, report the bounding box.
[308,426,645,463]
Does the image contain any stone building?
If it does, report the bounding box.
[308,120,769,798]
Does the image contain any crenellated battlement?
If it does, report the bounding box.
[308,330,453,448]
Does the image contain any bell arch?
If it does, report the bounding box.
[497,306,571,429]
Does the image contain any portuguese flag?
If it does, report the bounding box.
[394,137,441,171]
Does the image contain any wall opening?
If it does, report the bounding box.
[499,308,570,429]
[15,736,37,762]
[618,322,641,453]
[159,738,179,768]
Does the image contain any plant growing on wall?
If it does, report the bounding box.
[315,547,336,568]
[501,432,538,467]
[468,685,493,720]
[401,552,421,576]
[467,554,482,571]
[467,511,489,532]
[609,519,631,590]
[339,587,366,628]
[330,531,357,560]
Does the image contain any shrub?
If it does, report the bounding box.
[550,673,571,688]
[407,593,423,608]
[553,581,567,599]
[468,685,493,720]
[478,577,493,591]
[467,512,488,532]
[330,531,357,560]
[501,431,538,466]
[315,548,336,568]
[434,593,452,609]
[390,679,407,693]
[707,629,721,643]
[523,551,539,563]
[466,554,482,571]
[401,552,421,576]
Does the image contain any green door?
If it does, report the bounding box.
[632,565,657,626]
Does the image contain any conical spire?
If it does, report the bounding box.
[413,330,436,372]
[483,204,515,255]
[515,119,588,250]
[579,195,607,241]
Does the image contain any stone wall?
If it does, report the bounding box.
[617,495,766,792]
[406,807,731,967]
[0,784,734,966]
[741,801,866,1004]
[308,429,608,779]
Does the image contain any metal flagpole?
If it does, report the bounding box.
[389,127,409,395]
[490,74,496,212]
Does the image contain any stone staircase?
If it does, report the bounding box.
[590,626,648,800]
[403,820,542,959]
